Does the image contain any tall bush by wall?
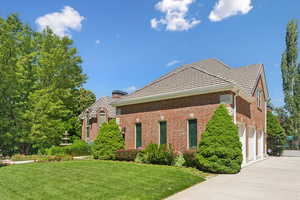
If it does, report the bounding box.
[92,120,124,160]
[196,104,243,174]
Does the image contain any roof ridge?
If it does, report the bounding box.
[189,64,238,85]
[212,58,232,69]
[233,63,262,70]
[250,64,264,95]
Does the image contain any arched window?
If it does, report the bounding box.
[86,119,91,138]
[99,111,106,126]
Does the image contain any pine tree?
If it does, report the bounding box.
[196,105,243,174]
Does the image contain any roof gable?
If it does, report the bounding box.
[126,66,232,99]
[79,96,116,119]
[112,58,268,106]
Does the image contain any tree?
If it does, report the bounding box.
[275,107,293,136]
[92,120,124,160]
[0,14,36,155]
[280,20,299,136]
[67,88,96,141]
[196,105,242,174]
[267,111,286,156]
[0,14,89,155]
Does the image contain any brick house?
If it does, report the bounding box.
[111,58,268,165]
[80,90,127,142]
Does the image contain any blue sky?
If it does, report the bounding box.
[1,0,300,107]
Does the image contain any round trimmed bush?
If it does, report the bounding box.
[196,104,242,174]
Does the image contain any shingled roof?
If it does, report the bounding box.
[112,58,268,106]
[79,96,116,120]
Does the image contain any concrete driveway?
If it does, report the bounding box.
[167,157,300,200]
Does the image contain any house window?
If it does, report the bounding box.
[159,121,167,145]
[256,89,262,108]
[188,119,197,149]
[99,111,106,126]
[135,123,142,148]
[116,108,122,115]
[219,94,233,104]
[86,119,91,138]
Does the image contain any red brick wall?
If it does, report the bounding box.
[118,75,266,152]
[81,109,110,142]
[118,91,233,152]
[236,75,267,157]
[236,75,266,133]
[81,118,99,142]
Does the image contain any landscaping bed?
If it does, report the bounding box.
[0,160,205,200]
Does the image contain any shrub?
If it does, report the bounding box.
[267,111,286,156]
[173,153,186,167]
[11,154,41,161]
[116,149,140,161]
[65,140,91,156]
[36,155,73,162]
[135,143,175,165]
[183,150,197,168]
[10,154,73,162]
[92,120,124,160]
[196,104,243,174]
[134,152,144,163]
[45,146,66,156]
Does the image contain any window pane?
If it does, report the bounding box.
[87,119,90,138]
[160,122,167,145]
[136,123,142,148]
[99,112,106,125]
[189,119,197,148]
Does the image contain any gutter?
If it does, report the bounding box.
[112,83,253,107]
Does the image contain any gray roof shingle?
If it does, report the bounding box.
[81,58,265,117]
[120,58,262,101]
[79,96,116,120]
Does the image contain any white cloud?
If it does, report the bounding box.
[36,6,85,37]
[125,86,137,93]
[166,60,180,67]
[151,0,200,31]
[209,0,253,22]
[96,40,101,44]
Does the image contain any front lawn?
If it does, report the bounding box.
[0,160,205,200]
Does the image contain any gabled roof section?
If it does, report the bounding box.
[112,58,268,106]
[231,64,263,97]
[125,66,233,99]
[79,96,116,120]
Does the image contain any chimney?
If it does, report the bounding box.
[112,90,128,99]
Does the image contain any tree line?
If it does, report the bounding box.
[0,14,95,156]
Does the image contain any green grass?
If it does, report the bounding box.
[0,160,205,200]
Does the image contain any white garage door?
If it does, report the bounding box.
[257,131,264,159]
[248,128,256,161]
[238,125,246,165]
